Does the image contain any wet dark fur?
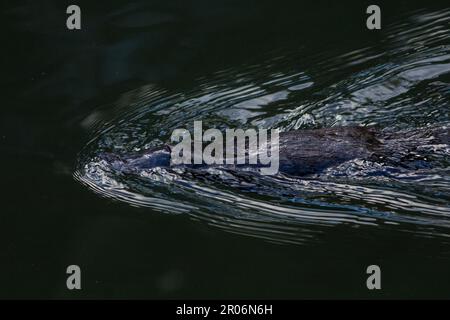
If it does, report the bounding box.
[278,127,380,175]
[103,126,449,176]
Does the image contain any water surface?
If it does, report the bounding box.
[76,8,450,246]
[3,0,450,298]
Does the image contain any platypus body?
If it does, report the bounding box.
[101,126,449,176]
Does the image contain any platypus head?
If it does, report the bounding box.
[98,145,171,173]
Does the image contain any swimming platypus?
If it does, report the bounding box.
[100,126,449,176]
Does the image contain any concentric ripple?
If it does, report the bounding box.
[75,8,450,245]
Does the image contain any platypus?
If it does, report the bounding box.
[100,126,449,176]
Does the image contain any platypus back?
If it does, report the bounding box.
[278,126,380,175]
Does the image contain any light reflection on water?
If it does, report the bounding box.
[75,9,450,246]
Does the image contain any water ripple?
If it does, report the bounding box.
[75,8,450,245]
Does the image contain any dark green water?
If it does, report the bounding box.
[2,0,450,298]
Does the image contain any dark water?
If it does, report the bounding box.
[2,0,450,298]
